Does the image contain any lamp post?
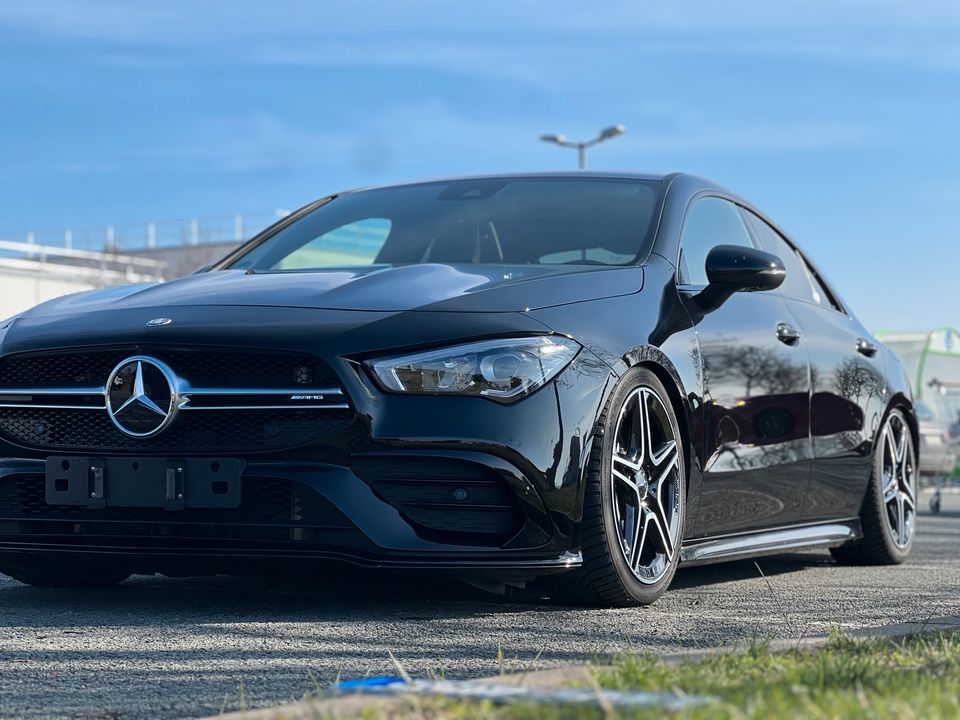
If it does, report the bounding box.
[539,124,626,169]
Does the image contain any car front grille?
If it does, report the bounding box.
[0,347,354,454]
[0,347,340,389]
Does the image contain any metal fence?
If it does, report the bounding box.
[6,210,290,255]
[0,238,166,283]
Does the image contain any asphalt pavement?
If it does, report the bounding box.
[0,492,957,720]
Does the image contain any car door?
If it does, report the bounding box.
[678,196,814,537]
[743,210,886,522]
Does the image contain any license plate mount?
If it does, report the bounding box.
[45,457,244,510]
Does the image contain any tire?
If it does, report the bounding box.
[831,407,917,565]
[2,560,130,588]
[548,367,686,607]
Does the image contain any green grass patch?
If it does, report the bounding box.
[593,629,960,719]
[337,629,960,720]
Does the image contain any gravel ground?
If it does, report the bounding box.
[0,492,957,720]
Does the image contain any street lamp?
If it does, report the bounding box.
[539,124,626,169]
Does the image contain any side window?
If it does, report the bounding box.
[744,211,820,305]
[678,197,754,285]
[275,218,392,269]
[803,260,843,312]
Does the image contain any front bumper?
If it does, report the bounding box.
[0,342,611,578]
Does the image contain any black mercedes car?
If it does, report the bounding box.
[0,173,917,606]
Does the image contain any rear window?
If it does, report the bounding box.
[228,177,662,271]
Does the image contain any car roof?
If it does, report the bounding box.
[335,171,728,196]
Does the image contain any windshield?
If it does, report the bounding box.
[226,177,662,272]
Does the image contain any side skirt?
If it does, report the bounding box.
[679,519,862,566]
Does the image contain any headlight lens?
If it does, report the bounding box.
[368,336,581,402]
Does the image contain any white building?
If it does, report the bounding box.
[0,239,166,317]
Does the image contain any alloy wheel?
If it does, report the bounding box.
[880,411,917,549]
[610,387,682,584]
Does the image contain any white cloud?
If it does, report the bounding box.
[2,0,958,74]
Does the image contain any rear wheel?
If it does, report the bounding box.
[2,560,130,588]
[549,367,685,606]
[832,407,917,565]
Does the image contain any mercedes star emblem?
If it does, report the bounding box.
[105,356,179,438]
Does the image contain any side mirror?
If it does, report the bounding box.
[705,245,785,292]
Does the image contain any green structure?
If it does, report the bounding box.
[877,327,960,427]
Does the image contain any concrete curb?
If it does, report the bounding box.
[207,615,960,720]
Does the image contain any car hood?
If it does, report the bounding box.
[20,264,644,317]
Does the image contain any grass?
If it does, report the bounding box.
[593,629,960,719]
[303,629,960,720]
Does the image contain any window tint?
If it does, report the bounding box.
[229,178,661,271]
[276,218,391,270]
[803,261,842,311]
[744,211,841,310]
[679,197,754,285]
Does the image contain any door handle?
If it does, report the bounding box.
[856,338,879,357]
[776,322,802,345]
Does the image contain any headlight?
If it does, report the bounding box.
[368,336,580,402]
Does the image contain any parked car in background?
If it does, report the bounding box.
[916,402,959,477]
[0,172,920,605]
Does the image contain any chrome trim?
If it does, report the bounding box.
[177,387,343,396]
[178,386,347,411]
[0,388,107,410]
[179,403,351,411]
[0,386,347,412]
[0,387,104,396]
[679,521,860,564]
[0,403,106,410]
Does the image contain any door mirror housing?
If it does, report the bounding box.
[705,245,785,293]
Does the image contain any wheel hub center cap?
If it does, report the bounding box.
[634,469,650,496]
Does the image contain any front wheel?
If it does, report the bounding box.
[832,407,917,565]
[549,367,686,607]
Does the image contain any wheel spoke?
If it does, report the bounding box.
[629,507,651,570]
[893,424,907,463]
[900,467,916,507]
[612,463,638,491]
[631,393,645,464]
[652,450,679,498]
[882,472,898,504]
[902,488,915,511]
[648,508,674,559]
[884,425,896,469]
[613,452,642,472]
[651,439,678,473]
[896,494,907,546]
[639,391,653,465]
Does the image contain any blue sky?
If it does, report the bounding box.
[1,1,958,330]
